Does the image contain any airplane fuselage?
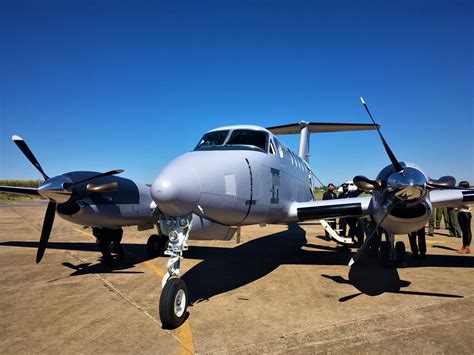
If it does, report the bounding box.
[151,125,314,228]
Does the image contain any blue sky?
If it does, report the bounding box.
[0,0,472,186]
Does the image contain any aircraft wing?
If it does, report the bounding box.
[0,186,40,196]
[267,122,379,135]
[287,196,373,222]
[429,189,474,208]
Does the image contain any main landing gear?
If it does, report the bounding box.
[158,215,192,329]
[379,234,406,268]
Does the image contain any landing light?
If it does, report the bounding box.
[169,231,179,242]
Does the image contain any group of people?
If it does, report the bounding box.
[322,182,366,247]
[322,181,472,258]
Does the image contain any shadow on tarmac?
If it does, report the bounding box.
[1,224,472,303]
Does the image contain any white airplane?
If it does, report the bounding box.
[148,98,473,328]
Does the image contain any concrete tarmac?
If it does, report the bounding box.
[1,202,473,354]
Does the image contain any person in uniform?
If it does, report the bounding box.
[322,183,338,240]
[428,208,436,236]
[93,228,124,266]
[346,187,364,247]
[435,207,449,229]
[338,183,350,237]
[448,207,462,238]
[457,181,472,254]
[409,227,426,259]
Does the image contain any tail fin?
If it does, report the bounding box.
[267,121,379,163]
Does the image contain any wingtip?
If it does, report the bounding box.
[12,134,23,141]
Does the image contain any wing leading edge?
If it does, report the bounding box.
[288,196,373,222]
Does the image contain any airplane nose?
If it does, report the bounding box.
[151,164,201,216]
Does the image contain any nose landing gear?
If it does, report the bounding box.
[158,215,192,329]
[379,234,407,268]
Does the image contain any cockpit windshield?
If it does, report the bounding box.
[194,130,230,150]
[194,129,268,152]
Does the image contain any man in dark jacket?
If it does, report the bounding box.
[322,183,338,240]
[338,183,350,237]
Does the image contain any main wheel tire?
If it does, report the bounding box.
[395,241,407,268]
[146,234,168,258]
[159,278,189,329]
[379,241,390,267]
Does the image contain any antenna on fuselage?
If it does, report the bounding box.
[267,120,380,165]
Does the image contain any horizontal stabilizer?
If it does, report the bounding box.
[267,122,379,135]
[0,186,39,196]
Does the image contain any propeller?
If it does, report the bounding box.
[360,97,403,172]
[10,134,124,263]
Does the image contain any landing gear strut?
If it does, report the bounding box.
[158,215,192,329]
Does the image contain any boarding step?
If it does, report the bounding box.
[319,219,353,244]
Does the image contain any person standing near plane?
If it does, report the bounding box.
[457,181,472,254]
[427,208,436,236]
[338,183,350,237]
[322,183,338,240]
[346,187,364,246]
[448,207,462,238]
[409,227,426,259]
[93,228,124,266]
[435,207,450,231]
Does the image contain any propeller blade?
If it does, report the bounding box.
[0,186,39,195]
[348,200,399,266]
[353,175,381,191]
[36,201,56,263]
[12,135,49,180]
[63,169,124,189]
[426,176,474,190]
[360,98,403,173]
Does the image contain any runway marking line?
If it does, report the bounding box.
[72,228,195,354]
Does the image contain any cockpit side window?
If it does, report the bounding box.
[194,130,230,150]
[274,138,284,158]
[269,140,276,155]
[226,129,268,151]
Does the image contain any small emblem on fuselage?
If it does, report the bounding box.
[270,168,280,204]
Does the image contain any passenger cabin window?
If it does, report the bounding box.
[287,148,294,164]
[194,130,230,150]
[194,129,268,152]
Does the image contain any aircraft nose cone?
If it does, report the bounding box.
[151,164,201,216]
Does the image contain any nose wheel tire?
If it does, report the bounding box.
[159,278,189,329]
[395,241,407,268]
[146,234,168,258]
